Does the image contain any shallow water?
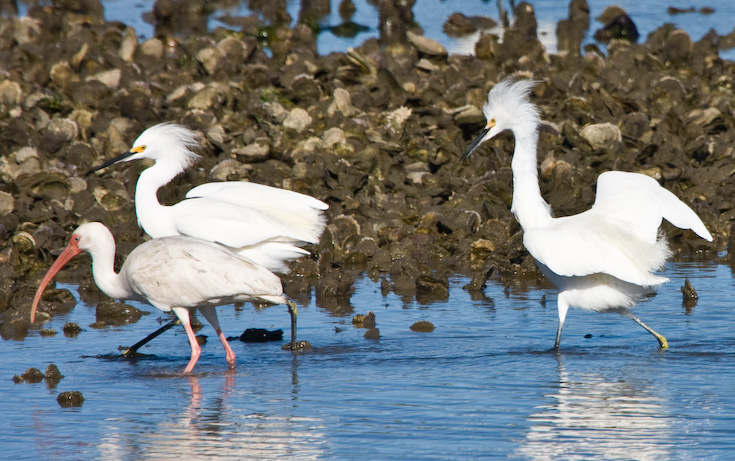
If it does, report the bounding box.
[21,0,735,58]
[3,260,735,459]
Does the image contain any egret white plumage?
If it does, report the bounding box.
[91,123,328,274]
[462,78,713,349]
[31,222,298,373]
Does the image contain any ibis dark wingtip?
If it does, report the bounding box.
[461,127,490,161]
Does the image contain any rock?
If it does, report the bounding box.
[328,88,358,117]
[664,29,692,64]
[139,38,164,59]
[290,74,321,103]
[63,322,82,337]
[322,127,347,147]
[86,69,121,90]
[579,122,621,151]
[416,275,449,304]
[119,26,137,62]
[443,13,478,36]
[556,0,589,55]
[283,107,312,131]
[239,328,283,342]
[410,320,435,332]
[352,311,375,328]
[187,85,224,110]
[40,118,78,154]
[363,328,380,340]
[44,364,64,387]
[57,391,84,407]
[594,13,639,43]
[453,105,485,126]
[232,141,270,160]
[0,191,14,215]
[197,47,222,75]
[94,301,145,326]
[20,368,44,383]
[406,31,447,57]
[49,61,79,90]
[0,80,22,106]
[688,107,721,127]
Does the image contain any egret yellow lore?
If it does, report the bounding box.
[462,78,713,349]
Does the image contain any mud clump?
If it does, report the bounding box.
[353,312,376,329]
[57,391,84,408]
[0,1,730,340]
[62,322,83,337]
[16,367,44,383]
[44,364,64,387]
[92,301,146,327]
[410,321,435,333]
[283,340,313,351]
[364,328,380,340]
[238,328,283,342]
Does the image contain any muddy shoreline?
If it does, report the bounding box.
[1,1,732,340]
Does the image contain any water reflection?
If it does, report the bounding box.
[517,357,672,460]
[97,365,326,458]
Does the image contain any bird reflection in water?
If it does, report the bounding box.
[516,359,673,460]
[97,358,324,458]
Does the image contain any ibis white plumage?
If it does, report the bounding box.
[462,78,713,349]
[91,123,328,273]
[31,222,298,373]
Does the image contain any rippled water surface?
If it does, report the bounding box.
[3,261,734,459]
[43,0,735,58]
[16,1,735,58]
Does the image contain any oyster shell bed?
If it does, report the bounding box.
[1,2,732,339]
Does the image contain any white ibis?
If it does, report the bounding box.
[31,222,298,373]
[90,122,328,274]
[462,77,713,349]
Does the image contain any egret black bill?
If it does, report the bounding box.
[88,145,146,175]
[461,126,490,161]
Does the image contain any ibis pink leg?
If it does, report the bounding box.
[173,307,201,374]
[199,306,237,369]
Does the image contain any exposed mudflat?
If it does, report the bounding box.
[0,1,731,340]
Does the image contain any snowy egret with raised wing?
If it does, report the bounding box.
[462,78,713,349]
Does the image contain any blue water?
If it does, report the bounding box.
[23,0,735,58]
[2,260,734,458]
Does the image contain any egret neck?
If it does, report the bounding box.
[134,157,182,237]
[509,123,552,230]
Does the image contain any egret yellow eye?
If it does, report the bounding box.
[487,118,496,129]
[132,145,147,154]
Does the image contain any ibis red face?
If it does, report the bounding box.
[30,234,83,323]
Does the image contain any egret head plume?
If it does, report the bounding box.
[462,78,540,160]
[89,123,201,174]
